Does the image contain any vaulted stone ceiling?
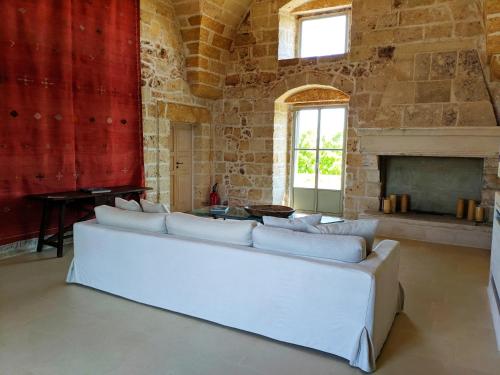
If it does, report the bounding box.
[171,0,253,99]
[171,0,354,99]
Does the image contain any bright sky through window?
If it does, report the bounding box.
[300,14,347,58]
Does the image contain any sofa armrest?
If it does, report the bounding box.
[358,240,403,358]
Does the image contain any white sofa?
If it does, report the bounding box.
[66,217,403,372]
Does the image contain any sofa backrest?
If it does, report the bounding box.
[93,207,369,262]
[306,219,379,253]
[94,205,168,233]
[165,212,258,247]
[253,225,367,263]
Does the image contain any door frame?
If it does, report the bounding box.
[290,104,348,214]
[170,123,194,212]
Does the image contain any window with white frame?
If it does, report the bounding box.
[293,106,347,190]
[299,13,349,58]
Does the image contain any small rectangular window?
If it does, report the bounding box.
[299,14,348,58]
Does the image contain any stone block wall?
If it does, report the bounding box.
[486,0,500,59]
[277,10,296,59]
[347,0,499,217]
[272,101,289,204]
[486,0,500,119]
[141,0,213,208]
[212,0,500,217]
[138,0,500,218]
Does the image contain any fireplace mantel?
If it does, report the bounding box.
[357,127,500,157]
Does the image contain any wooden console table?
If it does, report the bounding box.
[27,185,151,258]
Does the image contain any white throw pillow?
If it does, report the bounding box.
[306,219,379,253]
[140,199,170,213]
[115,197,142,212]
[263,213,322,232]
[253,225,366,263]
[95,205,167,233]
[166,212,257,246]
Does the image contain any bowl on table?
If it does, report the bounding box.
[243,205,295,218]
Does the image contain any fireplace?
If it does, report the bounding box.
[380,156,484,215]
[355,127,500,248]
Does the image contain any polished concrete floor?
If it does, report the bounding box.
[0,239,499,375]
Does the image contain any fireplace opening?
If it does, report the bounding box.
[380,156,483,215]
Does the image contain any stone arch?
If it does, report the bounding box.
[284,86,349,104]
[271,72,354,101]
[272,83,350,205]
[279,0,351,12]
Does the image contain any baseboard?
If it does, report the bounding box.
[0,236,73,260]
[487,277,500,351]
[0,237,38,259]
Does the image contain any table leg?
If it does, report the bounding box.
[36,201,52,253]
[57,202,66,258]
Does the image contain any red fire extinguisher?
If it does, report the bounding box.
[210,183,221,206]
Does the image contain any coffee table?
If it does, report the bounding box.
[190,206,343,224]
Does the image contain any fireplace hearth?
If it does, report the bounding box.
[380,156,483,216]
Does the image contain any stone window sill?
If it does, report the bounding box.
[278,53,349,67]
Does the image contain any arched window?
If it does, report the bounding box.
[273,86,350,215]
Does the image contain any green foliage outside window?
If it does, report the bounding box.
[297,130,342,175]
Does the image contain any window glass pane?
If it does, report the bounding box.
[294,150,316,188]
[295,109,318,149]
[319,107,345,149]
[300,15,347,58]
[318,150,343,190]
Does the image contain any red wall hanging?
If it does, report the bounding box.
[0,0,143,245]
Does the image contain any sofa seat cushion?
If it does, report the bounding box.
[165,212,258,246]
[253,225,366,263]
[306,219,379,253]
[95,205,167,233]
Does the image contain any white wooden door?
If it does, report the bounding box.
[171,125,193,212]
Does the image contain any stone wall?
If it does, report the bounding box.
[272,101,289,204]
[141,0,213,207]
[486,0,500,119]
[212,0,500,217]
[139,0,500,217]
